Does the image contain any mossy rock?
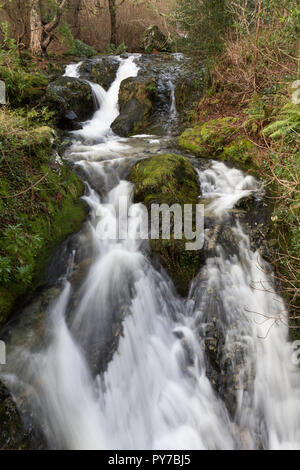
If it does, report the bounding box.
[78,57,120,91]
[128,153,203,295]
[111,77,157,137]
[220,138,258,170]
[46,77,94,128]
[0,171,86,327]
[175,67,204,120]
[90,59,120,91]
[178,117,239,158]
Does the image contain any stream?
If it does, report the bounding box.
[1,55,300,450]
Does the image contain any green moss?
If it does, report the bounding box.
[0,109,86,327]
[145,80,158,97]
[220,138,258,169]
[28,170,86,285]
[0,287,15,325]
[120,78,156,110]
[0,65,50,107]
[178,117,239,158]
[129,153,199,207]
[129,154,202,295]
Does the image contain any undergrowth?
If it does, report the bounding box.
[0,107,86,325]
[189,3,300,336]
[0,34,86,325]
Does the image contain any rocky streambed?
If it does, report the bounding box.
[0,54,298,450]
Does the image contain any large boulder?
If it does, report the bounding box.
[78,56,120,90]
[111,54,204,137]
[128,154,203,296]
[111,76,157,136]
[141,25,172,53]
[46,77,94,130]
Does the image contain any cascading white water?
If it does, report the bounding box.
[64,60,107,111]
[168,80,178,129]
[73,56,138,142]
[198,162,261,218]
[193,162,300,449]
[1,57,300,450]
[63,62,83,78]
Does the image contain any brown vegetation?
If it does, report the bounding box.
[0,0,177,53]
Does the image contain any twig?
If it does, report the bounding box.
[0,172,49,199]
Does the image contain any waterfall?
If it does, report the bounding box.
[192,162,300,449]
[73,56,139,142]
[169,80,178,126]
[89,83,107,111]
[63,62,83,78]
[1,56,300,450]
[64,60,108,112]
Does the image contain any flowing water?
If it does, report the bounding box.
[1,56,300,450]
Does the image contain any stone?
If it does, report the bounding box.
[111,76,156,136]
[0,381,30,450]
[78,56,120,91]
[128,153,204,296]
[46,77,94,129]
[111,54,203,136]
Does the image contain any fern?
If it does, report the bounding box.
[0,257,13,284]
[264,103,300,140]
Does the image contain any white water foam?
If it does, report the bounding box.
[1,57,300,451]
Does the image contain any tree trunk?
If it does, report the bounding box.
[29,0,43,55]
[29,0,68,56]
[74,0,82,37]
[108,0,117,45]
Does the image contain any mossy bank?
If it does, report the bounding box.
[178,117,258,171]
[178,91,299,338]
[0,109,86,328]
[128,153,203,296]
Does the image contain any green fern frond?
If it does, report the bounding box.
[264,103,300,140]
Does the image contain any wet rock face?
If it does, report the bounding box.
[189,252,256,420]
[46,77,94,130]
[0,381,30,450]
[202,298,255,419]
[78,56,120,90]
[112,54,204,137]
[48,54,203,136]
[111,76,157,136]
